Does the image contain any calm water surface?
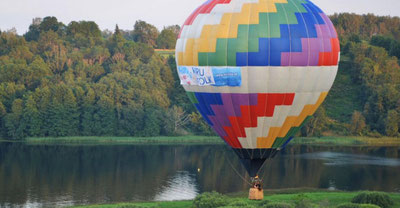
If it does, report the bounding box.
[0,142,399,207]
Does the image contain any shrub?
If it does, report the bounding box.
[351,192,394,208]
[192,191,229,208]
[336,203,380,208]
[263,202,293,208]
[293,193,317,208]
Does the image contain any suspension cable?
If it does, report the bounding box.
[224,151,252,186]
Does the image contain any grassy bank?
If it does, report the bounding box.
[71,190,400,208]
[291,136,400,146]
[17,136,400,146]
[24,136,223,145]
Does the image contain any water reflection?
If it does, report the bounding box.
[154,171,198,201]
[297,152,400,166]
[0,142,399,207]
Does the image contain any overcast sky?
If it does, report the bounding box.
[0,0,399,34]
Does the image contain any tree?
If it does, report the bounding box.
[165,106,191,135]
[141,106,164,136]
[0,101,6,138]
[63,87,79,135]
[4,99,25,139]
[188,112,215,136]
[39,16,64,34]
[24,24,41,41]
[350,111,367,136]
[165,25,180,38]
[301,107,329,137]
[67,21,101,38]
[22,95,41,136]
[80,88,96,136]
[385,110,399,136]
[37,31,68,74]
[156,28,176,49]
[66,21,102,48]
[107,25,126,55]
[132,20,159,48]
[27,56,52,89]
[93,95,117,136]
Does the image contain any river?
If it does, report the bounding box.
[0,142,399,207]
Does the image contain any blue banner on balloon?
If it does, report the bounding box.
[212,67,242,87]
[178,66,241,87]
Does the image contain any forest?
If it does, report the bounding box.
[0,13,399,140]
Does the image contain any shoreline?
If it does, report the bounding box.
[0,136,399,146]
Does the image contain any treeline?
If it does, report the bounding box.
[0,17,212,139]
[304,13,400,137]
[0,13,399,140]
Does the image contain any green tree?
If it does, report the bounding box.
[66,21,102,47]
[156,28,176,49]
[142,106,164,136]
[39,16,64,34]
[385,110,399,136]
[37,31,68,74]
[350,111,367,136]
[80,88,96,136]
[0,101,6,138]
[132,20,159,47]
[4,99,25,139]
[24,23,40,41]
[165,105,191,135]
[22,95,41,136]
[301,107,329,137]
[93,95,117,136]
[106,25,126,55]
[63,87,80,135]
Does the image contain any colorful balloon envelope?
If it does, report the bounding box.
[175,0,340,177]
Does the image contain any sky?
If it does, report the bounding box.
[0,0,399,35]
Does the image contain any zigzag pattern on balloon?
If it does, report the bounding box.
[188,92,294,148]
[188,92,326,149]
[180,0,232,29]
[177,0,340,67]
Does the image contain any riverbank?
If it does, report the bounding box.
[71,189,400,208]
[22,136,223,145]
[9,136,399,146]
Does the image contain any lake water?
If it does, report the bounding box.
[0,142,399,207]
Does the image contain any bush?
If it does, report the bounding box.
[336,203,380,208]
[263,202,293,208]
[293,194,317,208]
[192,191,229,208]
[351,192,394,208]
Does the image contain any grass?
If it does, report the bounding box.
[291,136,400,146]
[24,136,223,145]
[70,190,400,208]
[16,136,400,146]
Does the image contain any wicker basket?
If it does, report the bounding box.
[249,188,264,200]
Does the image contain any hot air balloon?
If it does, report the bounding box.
[175,0,340,188]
